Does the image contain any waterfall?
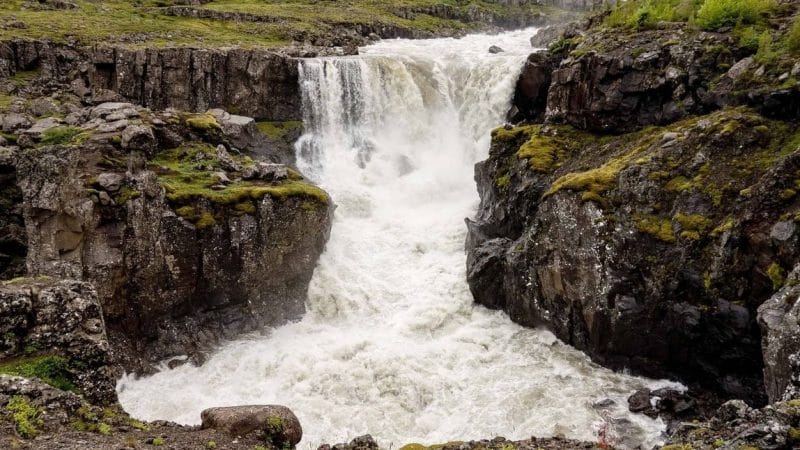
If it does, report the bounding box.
[118,29,678,449]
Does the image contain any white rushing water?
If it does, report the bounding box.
[118,28,680,449]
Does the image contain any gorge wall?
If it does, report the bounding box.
[467,10,800,407]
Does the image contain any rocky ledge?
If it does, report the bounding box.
[0,97,332,373]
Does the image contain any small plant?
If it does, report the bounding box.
[695,0,774,31]
[207,441,217,449]
[768,262,785,290]
[152,436,165,446]
[6,396,43,439]
[787,16,800,55]
[97,423,112,435]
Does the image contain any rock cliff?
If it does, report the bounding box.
[1,99,332,372]
[468,9,800,408]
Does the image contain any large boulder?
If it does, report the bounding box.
[201,405,302,446]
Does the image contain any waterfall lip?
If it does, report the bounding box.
[118,27,681,450]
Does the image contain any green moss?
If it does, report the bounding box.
[635,214,676,242]
[768,262,785,290]
[665,176,693,192]
[710,217,734,237]
[704,271,712,290]
[256,120,303,139]
[786,427,800,444]
[185,113,221,131]
[490,125,537,143]
[660,445,694,450]
[545,157,626,198]
[152,436,165,446]
[604,0,700,30]
[780,188,797,200]
[235,202,257,215]
[787,15,800,55]
[517,134,560,173]
[207,441,218,449]
[114,186,141,204]
[495,173,511,189]
[580,191,609,208]
[674,213,713,239]
[97,423,112,435]
[152,143,329,209]
[0,355,76,392]
[195,211,217,230]
[399,445,428,450]
[712,438,725,448]
[5,396,43,439]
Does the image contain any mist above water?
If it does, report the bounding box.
[118,28,678,449]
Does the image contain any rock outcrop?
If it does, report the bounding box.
[3,101,332,371]
[469,6,800,408]
[0,278,116,404]
[759,264,800,402]
[0,40,302,121]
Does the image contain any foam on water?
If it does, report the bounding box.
[118,28,680,449]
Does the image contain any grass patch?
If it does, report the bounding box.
[604,0,701,30]
[696,0,774,31]
[0,355,76,393]
[788,15,800,55]
[38,126,84,146]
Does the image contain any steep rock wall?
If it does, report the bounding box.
[0,40,301,121]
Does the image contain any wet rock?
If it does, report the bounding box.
[489,45,504,54]
[201,405,302,445]
[508,51,555,123]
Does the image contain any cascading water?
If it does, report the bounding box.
[118,29,680,449]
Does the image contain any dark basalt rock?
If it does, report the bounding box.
[0,40,302,121]
[467,107,800,405]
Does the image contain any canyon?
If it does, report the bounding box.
[0,0,799,449]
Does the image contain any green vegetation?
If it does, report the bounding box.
[207,441,218,449]
[185,113,221,132]
[38,126,85,146]
[514,125,598,174]
[788,15,800,55]
[129,418,149,431]
[495,173,511,189]
[605,0,701,30]
[153,436,165,446]
[71,405,115,435]
[660,445,694,450]
[256,120,303,140]
[768,262,785,290]
[152,143,329,212]
[115,186,142,204]
[696,0,774,31]
[635,214,676,242]
[674,212,713,240]
[5,396,43,439]
[603,0,773,31]
[0,355,76,392]
[0,0,566,49]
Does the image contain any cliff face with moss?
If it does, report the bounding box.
[468,0,800,409]
[3,99,332,372]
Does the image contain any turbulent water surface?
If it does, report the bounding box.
[119,29,679,449]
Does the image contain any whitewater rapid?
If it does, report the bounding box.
[118,28,679,449]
